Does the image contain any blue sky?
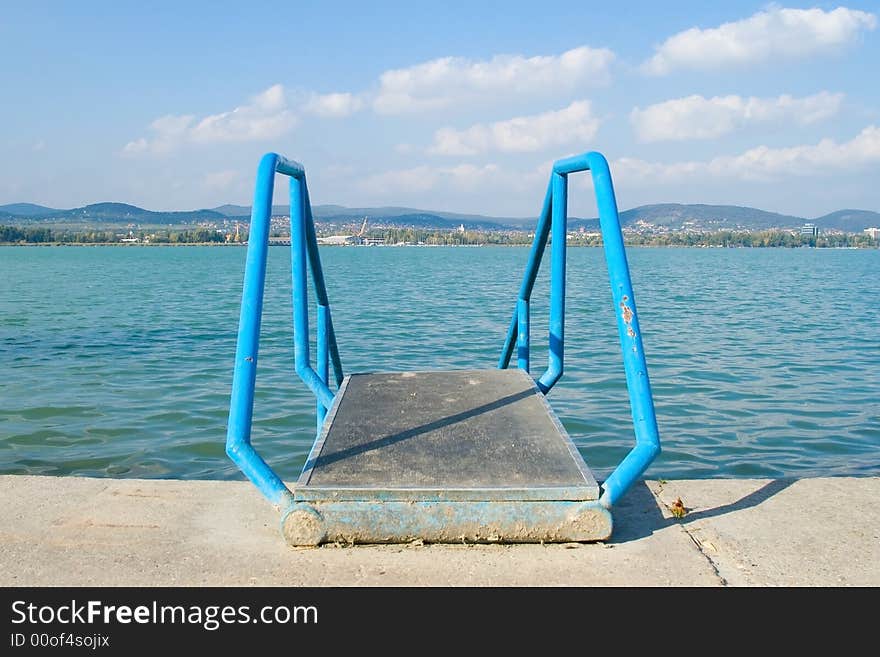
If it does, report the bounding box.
[2,1,878,217]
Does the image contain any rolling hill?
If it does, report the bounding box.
[0,203,63,217]
[812,209,880,233]
[1,202,227,224]
[1,200,878,233]
[586,203,804,232]
[319,212,508,231]
[211,203,527,226]
[210,202,879,232]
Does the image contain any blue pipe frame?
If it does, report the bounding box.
[227,150,659,511]
[226,152,343,507]
[498,151,661,508]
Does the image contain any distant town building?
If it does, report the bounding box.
[316,216,370,245]
[800,223,819,237]
[864,227,880,240]
[317,234,359,245]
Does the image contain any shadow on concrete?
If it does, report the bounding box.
[678,478,795,524]
[608,481,669,543]
[610,478,796,543]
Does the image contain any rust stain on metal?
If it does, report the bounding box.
[619,295,634,325]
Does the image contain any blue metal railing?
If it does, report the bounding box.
[226,152,343,507]
[498,152,661,508]
[227,150,659,512]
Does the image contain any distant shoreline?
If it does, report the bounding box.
[0,241,244,247]
[1,241,876,250]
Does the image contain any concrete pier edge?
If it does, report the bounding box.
[1,474,877,586]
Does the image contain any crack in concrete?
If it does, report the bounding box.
[680,527,728,586]
[649,481,728,587]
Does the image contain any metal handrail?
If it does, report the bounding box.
[498,151,661,507]
[227,150,659,510]
[226,152,343,507]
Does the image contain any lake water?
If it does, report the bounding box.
[1,245,877,483]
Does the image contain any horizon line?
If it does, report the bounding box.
[2,200,877,223]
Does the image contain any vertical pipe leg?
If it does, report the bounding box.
[316,304,329,435]
[290,178,311,377]
[498,181,553,370]
[538,172,568,393]
[226,153,293,507]
[588,153,660,507]
[517,298,530,372]
[304,193,344,386]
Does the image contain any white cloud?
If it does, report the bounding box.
[122,138,149,155]
[374,46,614,114]
[429,101,600,156]
[190,85,296,142]
[611,157,706,185]
[123,114,195,155]
[357,163,504,195]
[350,160,577,215]
[631,91,844,142]
[643,6,877,75]
[438,163,506,192]
[123,84,297,155]
[719,125,880,179]
[360,165,439,195]
[202,170,240,190]
[613,125,880,183]
[304,92,365,117]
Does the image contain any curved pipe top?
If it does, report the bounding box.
[271,153,306,179]
[552,151,607,176]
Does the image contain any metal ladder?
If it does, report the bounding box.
[226,151,660,544]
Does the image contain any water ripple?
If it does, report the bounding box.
[1,245,878,482]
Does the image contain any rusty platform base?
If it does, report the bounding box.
[281,369,611,546]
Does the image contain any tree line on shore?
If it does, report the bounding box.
[0,225,232,244]
[375,227,876,248]
[1,223,876,248]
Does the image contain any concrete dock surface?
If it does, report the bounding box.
[1,474,877,587]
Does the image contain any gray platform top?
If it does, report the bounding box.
[298,369,599,500]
